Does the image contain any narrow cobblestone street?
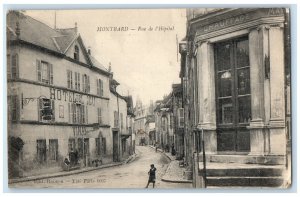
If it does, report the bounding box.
[10,146,192,189]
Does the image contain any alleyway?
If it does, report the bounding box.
[10,146,192,189]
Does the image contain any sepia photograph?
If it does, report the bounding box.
[5,7,292,189]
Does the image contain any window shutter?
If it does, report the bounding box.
[37,59,41,82]
[87,76,90,93]
[7,54,11,80]
[70,71,73,89]
[67,70,70,88]
[74,72,77,90]
[97,79,99,95]
[72,104,76,123]
[38,98,43,121]
[49,64,53,85]
[78,73,80,91]
[68,103,71,123]
[100,79,104,96]
[51,100,55,121]
[12,54,19,79]
[86,106,88,124]
[82,74,85,92]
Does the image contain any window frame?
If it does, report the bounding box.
[74,45,79,61]
[214,36,251,128]
[38,98,55,122]
[49,139,58,161]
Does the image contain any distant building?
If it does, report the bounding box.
[145,115,155,145]
[134,99,153,145]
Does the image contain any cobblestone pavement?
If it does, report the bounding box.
[9,146,192,189]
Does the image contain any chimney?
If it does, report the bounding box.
[108,62,112,73]
[16,21,20,39]
[87,47,91,55]
[75,22,78,34]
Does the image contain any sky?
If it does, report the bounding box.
[25,9,187,106]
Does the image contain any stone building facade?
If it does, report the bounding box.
[6,11,131,178]
[179,8,291,186]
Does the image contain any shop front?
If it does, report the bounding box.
[189,8,287,162]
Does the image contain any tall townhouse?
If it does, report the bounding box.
[109,76,129,162]
[7,11,111,178]
[124,96,135,154]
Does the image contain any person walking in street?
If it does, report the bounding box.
[145,164,156,188]
[171,143,176,156]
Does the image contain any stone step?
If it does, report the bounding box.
[199,166,283,177]
[197,154,285,165]
[206,176,284,187]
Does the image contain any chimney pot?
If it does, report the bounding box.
[16,21,20,39]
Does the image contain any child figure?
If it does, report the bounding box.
[145,164,156,188]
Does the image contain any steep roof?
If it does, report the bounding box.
[7,11,110,75]
[7,11,63,52]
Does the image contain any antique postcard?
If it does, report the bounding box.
[6,8,292,189]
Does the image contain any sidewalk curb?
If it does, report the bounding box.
[161,177,193,184]
[9,154,138,184]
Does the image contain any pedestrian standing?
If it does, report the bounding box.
[145,164,156,188]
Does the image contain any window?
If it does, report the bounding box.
[11,54,19,79]
[37,60,53,84]
[98,108,102,124]
[7,54,19,79]
[39,98,55,122]
[74,45,79,61]
[82,74,90,93]
[215,38,251,125]
[178,108,184,128]
[214,37,251,152]
[97,79,104,96]
[67,70,73,89]
[69,103,86,124]
[114,111,118,128]
[74,72,81,91]
[86,106,88,124]
[36,139,46,163]
[8,95,19,121]
[49,139,58,161]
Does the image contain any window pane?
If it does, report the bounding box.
[215,42,231,71]
[218,98,233,124]
[236,39,249,68]
[41,62,49,83]
[218,71,232,97]
[238,96,251,123]
[237,68,250,95]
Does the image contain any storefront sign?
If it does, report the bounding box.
[196,8,284,36]
[50,87,95,106]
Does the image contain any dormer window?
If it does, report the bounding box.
[74,45,79,61]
